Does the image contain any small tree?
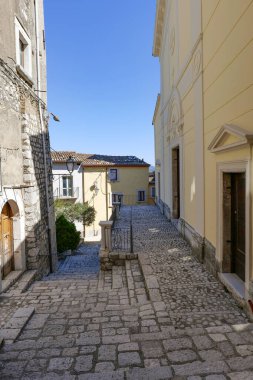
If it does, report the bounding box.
[54,200,96,226]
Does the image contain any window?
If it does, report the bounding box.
[19,39,26,68]
[62,176,73,197]
[137,190,145,202]
[151,187,155,198]
[112,193,123,204]
[109,168,118,181]
[15,18,32,78]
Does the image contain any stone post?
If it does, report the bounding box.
[99,221,113,270]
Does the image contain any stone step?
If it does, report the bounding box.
[0,306,35,344]
[3,270,37,296]
[1,270,24,293]
[125,260,149,305]
[138,253,162,302]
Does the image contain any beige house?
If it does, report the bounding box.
[0,0,57,292]
[153,0,253,306]
[52,152,150,240]
[148,172,156,205]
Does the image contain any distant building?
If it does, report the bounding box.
[148,172,155,205]
[152,0,253,304]
[0,0,57,292]
[52,152,150,240]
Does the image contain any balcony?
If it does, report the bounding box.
[53,187,79,199]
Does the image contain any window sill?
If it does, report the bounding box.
[16,65,34,87]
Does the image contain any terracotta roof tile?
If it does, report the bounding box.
[51,151,149,167]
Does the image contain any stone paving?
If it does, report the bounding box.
[0,206,253,379]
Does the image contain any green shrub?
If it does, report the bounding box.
[56,215,80,253]
[54,200,96,225]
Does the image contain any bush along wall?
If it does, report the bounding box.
[56,215,80,253]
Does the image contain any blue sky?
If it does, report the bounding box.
[44,0,159,165]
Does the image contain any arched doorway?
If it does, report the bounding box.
[0,203,14,278]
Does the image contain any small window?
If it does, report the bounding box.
[62,176,73,197]
[15,18,32,77]
[109,168,118,181]
[138,191,145,202]
[112,193,123,204]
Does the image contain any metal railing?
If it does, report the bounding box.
[111,206,133,253]
[53,187,79,199]
[112,227,131,252]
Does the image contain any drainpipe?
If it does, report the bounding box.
[35,0,53,272]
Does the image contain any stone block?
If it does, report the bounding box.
[167,349,197,363]
[227,355,253,371]
[163,337,192,351]
[74,355,93,372]
[98,345,116,361]
[102,334,130,345]
[118,352,141,367]
[173,360,229,376]
[126,366,172,379]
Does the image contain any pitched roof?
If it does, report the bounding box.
[51,151,91,163]
[51,151,150,167]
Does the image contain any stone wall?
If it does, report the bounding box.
[0,59,57,277]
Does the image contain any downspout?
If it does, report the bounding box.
[35,0,53,272]
[105,167,108,220]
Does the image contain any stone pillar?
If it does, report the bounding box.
[99,221,113,270]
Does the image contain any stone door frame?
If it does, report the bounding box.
[217,160,250,293]
[0,193,26,292]
[170,138,184,220]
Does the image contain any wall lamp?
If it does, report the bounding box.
[66,156,75,175]
[50,112,60,122]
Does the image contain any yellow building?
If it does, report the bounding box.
[52,152,149,241]
[153,0,253,305]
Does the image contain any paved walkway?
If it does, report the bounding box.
[0,206,252,379]
[46,243,100,280]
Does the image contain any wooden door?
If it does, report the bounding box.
[172,147,180,219]
[1,203,14,278]
[231,173,245,281]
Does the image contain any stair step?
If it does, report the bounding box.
[1,270,24,293]
[2,270,37,295]
[0,306,35,344]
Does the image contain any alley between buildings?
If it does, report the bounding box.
[0,206,252,379]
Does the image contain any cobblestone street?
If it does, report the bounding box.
[0,206,253,379]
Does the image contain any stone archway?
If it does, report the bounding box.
[0,199,26,280]
[1,203,14,278]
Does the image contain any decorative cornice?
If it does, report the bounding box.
[208,124,253,153]
[152,0,166,57]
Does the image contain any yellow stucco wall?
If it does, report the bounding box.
[153,0,253,286]
[203,0,253,246]
[109,167,149,205]
[83,168,109,239]
[83,166,149,239]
